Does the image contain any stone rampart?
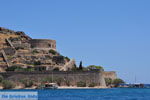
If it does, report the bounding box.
[102,71,117,80]
[0,70,106,86]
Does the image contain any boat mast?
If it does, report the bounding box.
[52,70,53,83]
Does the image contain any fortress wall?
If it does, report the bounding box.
[0,71,106,86]
[30,39,56,50]
[102,71,117,80]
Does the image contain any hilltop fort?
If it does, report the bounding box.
[0,27,75,72]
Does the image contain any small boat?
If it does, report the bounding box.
[37,83,58,89]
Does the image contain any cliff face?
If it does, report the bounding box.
[0,27,75,71]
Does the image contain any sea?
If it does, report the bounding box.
[0,88,150,100]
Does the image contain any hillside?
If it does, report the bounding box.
[0,27,76,72]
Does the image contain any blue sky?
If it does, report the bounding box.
[1,0,150,83]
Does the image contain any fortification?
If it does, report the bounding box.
[30,39,56,50]
[102,71,117,80]
[0,27,117,88]
[0,70,106,87]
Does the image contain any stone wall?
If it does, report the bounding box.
[0,70,106,86]
[3,47,16,56]
[102,71,117,80]
[30,39,56,50]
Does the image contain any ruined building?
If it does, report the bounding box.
[0,27,75,72]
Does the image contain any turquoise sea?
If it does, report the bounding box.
[1,88,150,100]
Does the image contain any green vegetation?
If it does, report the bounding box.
[87,65,104,70]
[71,66,78,71]
[41,77,53,83]
[53,67,60,71]
[49,49,57,55]
[112,78,125,87]
[55,77,63,86]
[77,81,86,87]
[2,80,15,89]
[24,67,35,71]
[6,65,35,72]
[105,78,113,86]
[79,61,83,70]
[105,78,125,87]
[88,83,96,87]
[65,56,70,62]
[34,61,41,65]
[0,75,3,83]
[6,65,22,71]
[65,80,70,86]
[32,49,39,54]
[20,79,34,87]
[15,46,24,50]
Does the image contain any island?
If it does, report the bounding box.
[0,27,124,89]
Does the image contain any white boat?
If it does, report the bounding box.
[37,83,58,89]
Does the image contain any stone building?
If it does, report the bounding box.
[30,39,56,50]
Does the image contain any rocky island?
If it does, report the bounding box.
[0,27,122,89]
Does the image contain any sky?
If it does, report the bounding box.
[0,0,150,83]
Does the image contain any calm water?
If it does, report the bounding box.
[1,88,150,100]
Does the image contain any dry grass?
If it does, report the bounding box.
[0,34,19,48]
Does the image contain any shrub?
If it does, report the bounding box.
[87,65,104,71]
[34,61,41,65]
[32,50,39,54]
[15,46,24,50]
[77,81,86,87]
[65,80,70,86]
[112,78,125,87]
[53,67,59,71]
[55,77,63,86]
[71,67,78,71]
[25,67,35,72]
[88,83,96,87]
[49,49,57,55]
[2,80,15,89]
[6,65,22,71]
[65,56,70,62]
[105,78,113,86]
[41,77,53,83]
[20,79,34,87]
[0,75,3,83]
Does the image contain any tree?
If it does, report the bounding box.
[88,83,96,87]
[2,80,15,89]
[87,65,104,71]
[49,49,57,55]
[105,78,113,86]
[77,81,86,87]
[112,78,125,87]
[65,56,70,62]
[79,61,83,70]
